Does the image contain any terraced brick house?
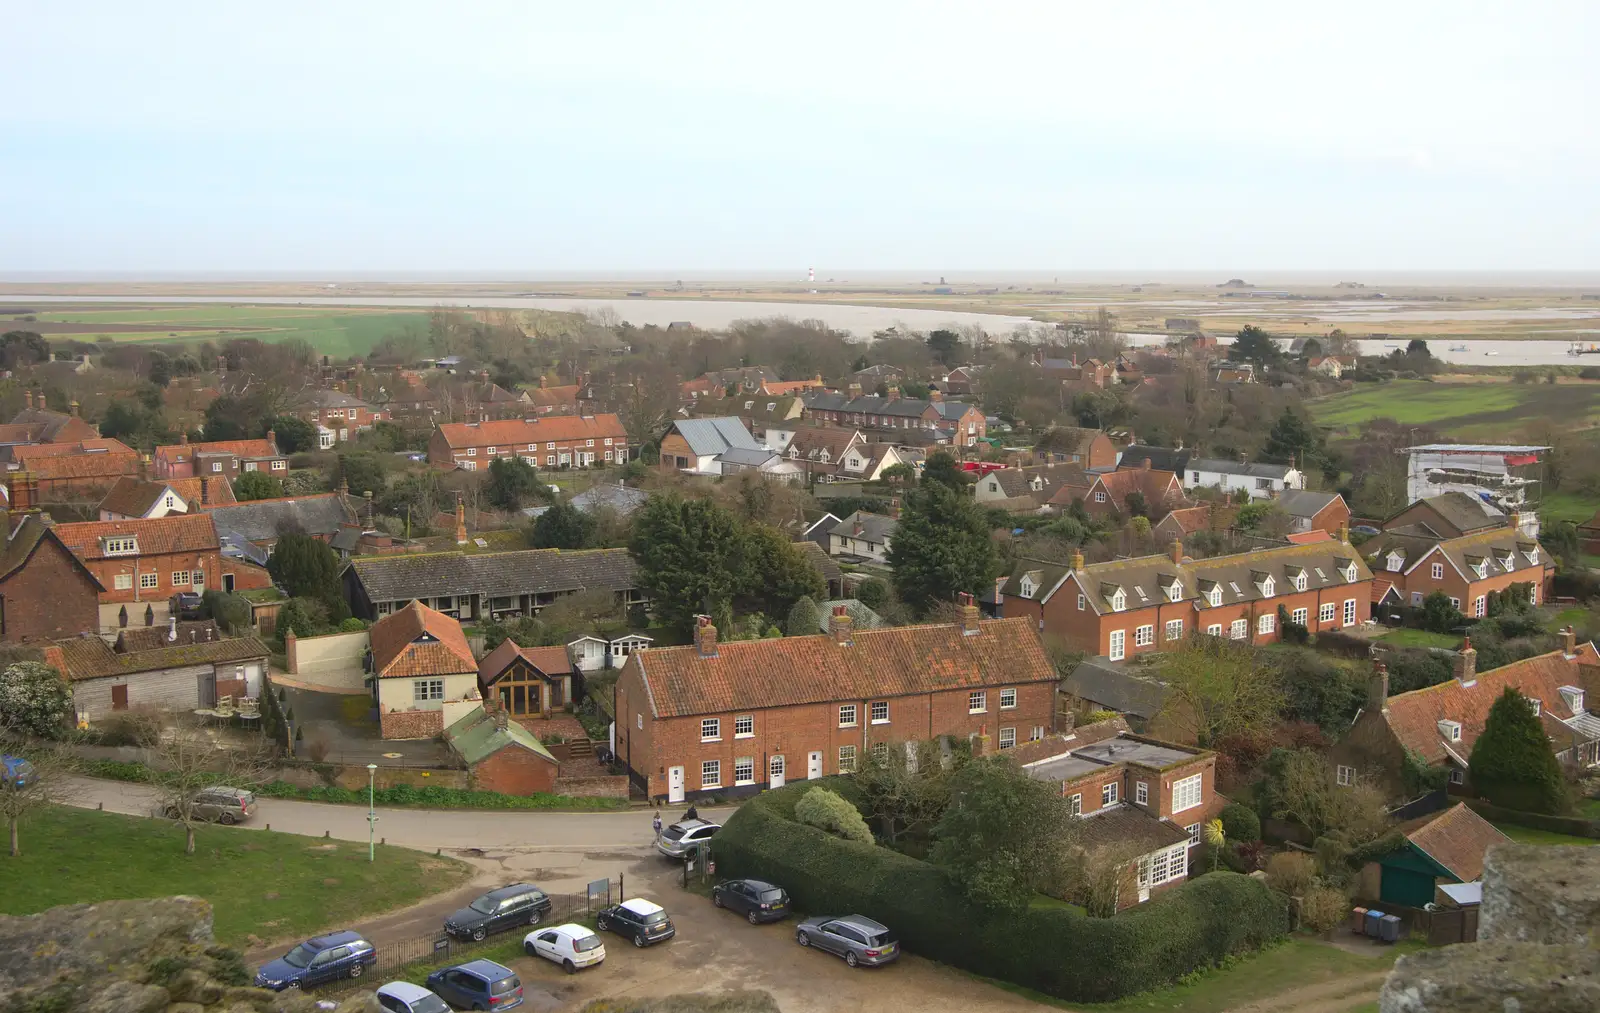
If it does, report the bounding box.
[801,391,986,447]
[9,439,141,499]
[430,415,629,472]
[614,598,1058,802]
[1363,521,1551,616]
[153,434,288,480]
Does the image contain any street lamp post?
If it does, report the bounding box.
[366,763,378,862]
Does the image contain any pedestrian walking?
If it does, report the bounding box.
[652,812,662,837]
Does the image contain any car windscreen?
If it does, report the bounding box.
[573,934,603,952]
[758,889,785,903]
[469,896,497,914]
[411,996,451,1013]
[280,943,316,968]
[491,976,521,995]
[642,911,669,925]
[864,931,897,947]
[660,825,689,841]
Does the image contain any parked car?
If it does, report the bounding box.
[443,883,552,941]
[375,981,451,1013]
[2,755,37,789]
[524,923,606,973]
[711,878,791,924]
[170,591,205,619]
[655,818,720,860]
[794,915,899,968]
[164,786,255,825]
[253,931,376,990]
[424,959,524,1010]
[596,897,675,947]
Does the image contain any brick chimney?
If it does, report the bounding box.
[976,722,992,756]
[10,472,32,512]
[889,497,901,520]
[1338,522,1350,543]
[829,604,853,645]
[23,389,32,411]
[695,615,718,657]
[1563,626,1577,657]
[1454,638,1477,686]
[69,400,80,417]
[200,476,210,505]
[138,454,150,482]
[180,433,189,445]
[957,592,981,635]
[885,385,900,402]
[266,428,277,453]
[1170,539,1183,566]
[1368,661,1389,715]
[1070,548,1085,570]
[928,388,942,402]
[35,393,44,412]
[454,495,467,544]
[1142,457,1152,470]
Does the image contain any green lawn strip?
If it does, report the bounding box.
[1373,628,1462,650]
[0,806,472,948]
[78,758,629,812]
[976,938,1406,1013]
[1542,493,1598,524]
[1493,823,1600,846]
[1545,607,1590,633]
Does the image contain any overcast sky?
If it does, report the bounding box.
[3,2,1596,274]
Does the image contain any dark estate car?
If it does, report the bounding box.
[425,959,524,1011]
[444,883,552,941]
[254,931,376,990]
[596,897,676,947]
[794,915,899,968]
[711,878,791,924]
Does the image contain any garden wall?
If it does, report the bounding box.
[711,779,1288,1003]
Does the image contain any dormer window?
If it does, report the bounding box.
[1498,551,1515,571]
[1108,588,1127,612]
[1018,574,1038,599]
[1166,580,1183,603]
[1340,561,1358,582]
[1559,686,1585,714]
[1386,551,1404,573]
[1468,557,1488,578]
[1292,572,1307,592]
[1437,719,1462,742]
[1206,587,1222,607]
[1258,576,1275,598]
[744,401,754,409]
[766,402,776,411]
[1526,547,1540,565]
[1527,698,1541,717]
[103,536,139,556]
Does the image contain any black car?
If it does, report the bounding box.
[425,959,524,1010]
[712,878,791,924]
[443,883,552,941]
[170,592,205,619]
[596,898,676,947]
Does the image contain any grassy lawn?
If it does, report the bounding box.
[1310,379,1600,438]
[1375,628,1461,650]
[0,806,473,947]
[1493,823,1599,846]
[1542,492,1598,525]
[1545,606,1591,633]
[30,306,427,358]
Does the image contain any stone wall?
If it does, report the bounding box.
[554,773,631,799]
[330,764,468,791]
[0,895,381,1013]
[1379,843,1600,1012]
[379,708,443,740]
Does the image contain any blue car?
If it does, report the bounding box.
[425,959,524,1010]
[1,755,35,789]
[254,931,376,990]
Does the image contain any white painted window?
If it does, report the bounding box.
[1229,619,1247,640]
[839,704,858,727]
[1449,768,1464,785]
[1135,624,1154,647]
[528,444,536,452]
[701,760,721,789]
[1108,629,1126,661]
[140,572,159,590]
[1386,552,1403,573]
[1431,561,1444,580]
[1474,595,1486,617]
[172,571,190,587]
[413,679,444,701]
[546,455,555,466]
[376,601,392,615]
[968,691,987,713]
[1206,624,1222,636]
[1077,594,1086,611]
[734,757,755,785]
[1187,823,1201,847]
[734,715,754,737]
[1336,765,1355,787]
[1206,587,1222,607]
[114,573,133,590]
[1165,618,1184,641]
[585,439,594,447]
[1258,613,1275,635]
[1343,598,1357,626]
[1172,773,1203,813]
[467,448,477,456]
[999,688,1017,710]
[1293,573,1307,592]
[1067,792,1082,815]
[1101,781,1118,806]
[604,450,613,461]
[1136,781,1149,805]
[1031,726,1045,741]
[1291,607,1308,625]
[701,718,720,741]
[1094,491,1107,502]
[838,745,857,773]
[1449,596,1461,609]
[104,536,138,555]
[871,700,889,723]
[999,727,1016,749]
[1110,589,1126,611]
[215,462,227,472]
[1319,602,1336,623]
[486,445,497,455]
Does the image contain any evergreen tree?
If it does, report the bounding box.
[485,456,543,511]
[888,479,1000,615]
[1230,325,1284,369]
[1469,686,1570,814]
[269,415,318,454]
[266,532,349,621]
[741,524,826,620]
[855,576,891,611]
[1261,407,1319,466]
[786,595,822,637]
[629,495,748,637]
[920,451,970,492]
[234,470,284,501]
[529,501,596,549]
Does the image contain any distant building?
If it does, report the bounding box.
[428,415,629,472]
[1404,445,1547,537]
[658,417,764,476]
[1181,458,1305,501]
[153,434,287,480]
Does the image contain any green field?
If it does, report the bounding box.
[12,305,428,359]
[1374,628,1462,650]
[1541,492,1597,524]
[1309,379,1600,438]
[0,806,473,947]
[1493,822,1599,847]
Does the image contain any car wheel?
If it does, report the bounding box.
[796,931,810,947]
[712,892,724,908]
[633,934,646,948]
[348,963,363,979]
[528,910,542,926]
[219,812,236,826]
[747,910,761,925]
[524,941,537,956]
[471,927,486,941]
[286,980,301,989]
[165,806,180,819]
[563,959,576,975]
[846,951,860,968]
[597,916,609,932]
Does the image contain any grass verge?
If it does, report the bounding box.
[1493,823,1600,846]
[1374,628,1461,650]
[0,805,472,947]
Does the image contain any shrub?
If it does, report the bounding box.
[1220,803,1261,843]
[712,779,1287,1002]
[1300,885,1349,935]
[794,786,874,844]
[1264,852,1316,896]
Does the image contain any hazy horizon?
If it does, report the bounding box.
[5,2,1597,274]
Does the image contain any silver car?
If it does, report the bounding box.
[794,914,899,968]
[164,786,256,825]
[654,818,720,860]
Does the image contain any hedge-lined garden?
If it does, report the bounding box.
[711,778,1288,1003]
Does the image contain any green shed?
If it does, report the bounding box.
[1368,802,1511,909]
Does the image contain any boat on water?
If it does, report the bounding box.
[1448,344,1469,352]
[1569,341,1600,356]
[1484,350,1498,356]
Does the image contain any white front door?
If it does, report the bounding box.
[769,755,786,789]
[667,766,685,803]
[807,751,823,779]
[1136,856,1151,903]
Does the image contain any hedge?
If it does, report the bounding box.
[711,779,1288,1002]
[1463,798,1600,840]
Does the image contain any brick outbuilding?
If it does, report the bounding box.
[445,704,560,795]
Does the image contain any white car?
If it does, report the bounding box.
[374,981,450,1013]
[523,923,606,973]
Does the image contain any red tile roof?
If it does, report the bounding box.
[1371,578,1396,604]
[1287,530,1335,544]
[1157,506,1212,535]
[631,616,1055,719]
[529,384,581,407]
[1405,802,1511,882]
[13,448,140,481]
[369,600,478,679]
[436,415,627,450]
[153,438,280,466]
[54,513,221,560]
[1382,644,1600,765]
[477,638,574,683]
[11,439,134,460]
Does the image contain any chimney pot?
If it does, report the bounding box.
[69,400,80,417]
[829,605,854,645]
[23,389,32,410]
[1454,638,1477,686]
[1170,539,1183,566]
[956,592,981,635]
[1070,549,1085,571]
[1369,662,1389,714]
[695,614,719,657]
[1142,457,1152,470]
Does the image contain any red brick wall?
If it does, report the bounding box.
[553,774,631,799]
[472,746,559,795]
[81,549,226,606]
[0,534,100,643]
[380,709,443,740]
[1309,499,1352,538]
[1382,556,1550,616]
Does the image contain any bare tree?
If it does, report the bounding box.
[0,741,78,857]
[136,716,272,856]
[1155,637,1285,748]
[1064,840,1147,918]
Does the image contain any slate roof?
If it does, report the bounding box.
[4,408,90,443]
[1119,445,1191,475]
[1403,803,1511,883]
[716,447,779,468]
[348,547,639,603]
[631,616,1054,719]
[206,494,354,542]
[1068,540,1372,615]
[1077,804,1192,852]
[299,388,371,410]
[1363,527,1544,584]
[814,599,885,634]
[1393,492,1508,537]
[794,540,842,584]
[369,600,478,679]
[1004,717,1131,767]
[670,417,763,457]
[1187,458,1297,480]
[1001,557,1070,601]
[52,632,269,681]
[786,426,862,462]
[1063,657,1169,719]
[981,465,1087,502]
[1276,490,1342,520]
[445,705,557,765]
[569,483,650,517]
[436,415,627,449]
[1061,468,1183,512]
[1380,644,1600,765]
[55,513,220,560]
[830,510,897,546]
[802,393,978,421]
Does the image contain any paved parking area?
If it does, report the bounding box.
[281,684,448,766]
